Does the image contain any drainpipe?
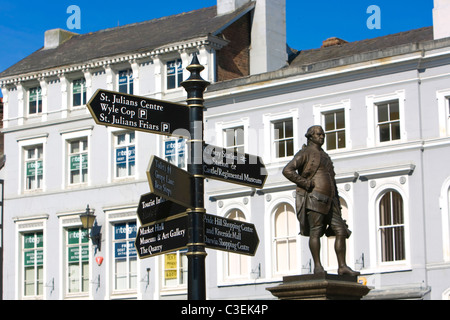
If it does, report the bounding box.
[416,49,429,292]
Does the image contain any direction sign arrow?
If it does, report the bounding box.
[135,215,188,259]
[87,89,190,137]
[147,156,194,209]
[137,193,187,226]
[204,213,259,256]
[202,144,268,189]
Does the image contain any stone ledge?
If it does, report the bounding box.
[266,272,371,300]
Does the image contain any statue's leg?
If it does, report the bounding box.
[329,200,360,276]
[335,235,360,276]
[309,236,324,274]
[335,235,347,268]
[308,211,326,274]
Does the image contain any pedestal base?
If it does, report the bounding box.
[266,272,371,300]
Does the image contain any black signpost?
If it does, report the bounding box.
[87,55,266,301]
[203,143,267,189]
[137,192,187,226]
[135,215,188,259]
[180,57,209,300]
[135,212,260,259]
[147,155,194,209]
[204,213,259,256]
[87,89,190,137]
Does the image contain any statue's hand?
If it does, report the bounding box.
[306,180,315,192]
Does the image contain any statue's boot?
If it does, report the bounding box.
[313,266,325,274]
[338,265,360,276]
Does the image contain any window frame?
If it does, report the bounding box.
[313,99,351,153]
[57,212,93,300]
[223,209,250,281]
[166,59,183,90]
[24,145,44,191]
[323,109,346,151]
[21,231,44,298]
[114,131,136,179]
[71,78,87,108]
[18,136,47,194]
[436,88,450,137]
[163,137,186,170]
[272,118,294,160]
[366,91,406,147]
[223,126,245,155]
[15,215,48,300]
[215,200,254,286]
[160,250,188,292]
[272,202,298,276]
[118,69,134,95]
[368,180,411,273]
[377,190,406,263]
[28,86,42,115]
[111,220,138,293]
[215,118,249,155]
[104,207,139,299]
[65,226,90,296]
[263,109,299,164]
[61,129,92,188]
[376,100,401,143]
[67,138,89,186]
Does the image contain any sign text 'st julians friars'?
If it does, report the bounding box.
[87,89,190,137]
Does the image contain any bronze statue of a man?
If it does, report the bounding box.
[282,125,359,276]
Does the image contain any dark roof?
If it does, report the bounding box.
[289,27,434,68]
[208,26,441,93]
[0,3,254,78]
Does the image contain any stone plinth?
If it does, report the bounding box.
[266,272,371,300]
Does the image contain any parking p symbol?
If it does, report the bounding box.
[139,109,147,119]
[162,123,170,133]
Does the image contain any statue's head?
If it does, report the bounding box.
[305,125,325,147]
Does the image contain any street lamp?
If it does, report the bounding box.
[80,205,96,229]
[79,205,101,248]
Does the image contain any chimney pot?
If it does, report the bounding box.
[433,0,450,40]
[217,0,250,15]
[44,29,77,50]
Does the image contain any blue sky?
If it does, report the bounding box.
[0,0,434,77]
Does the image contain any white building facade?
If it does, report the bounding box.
[1,0,450,300]
[204,36,450,299]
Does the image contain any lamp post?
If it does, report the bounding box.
[79,205,101,247]
[80,205,96,229]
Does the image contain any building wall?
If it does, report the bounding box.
[2,53,450,299]
[0,51,198,299]
[203,49,450,299]
[216,13,251,81]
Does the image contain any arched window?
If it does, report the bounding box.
[225,209,249,279]
[273,203,297,274]
[378,190,405,262]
